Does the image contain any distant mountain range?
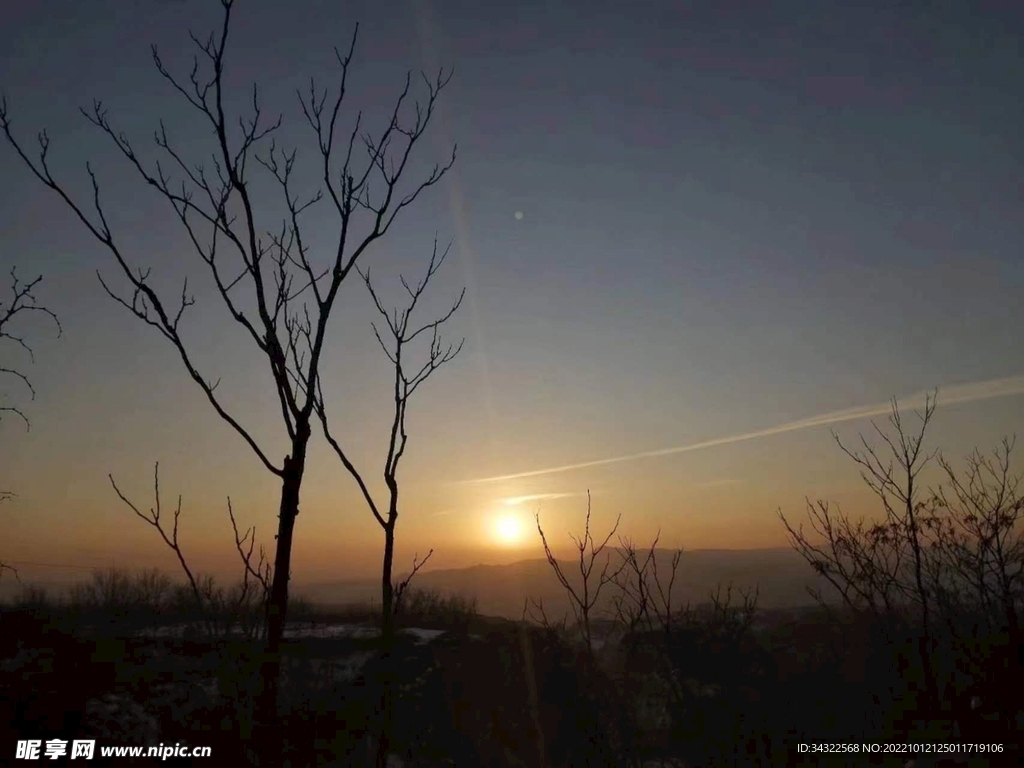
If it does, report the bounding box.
[295,547,835,619]
[0,548,836,619]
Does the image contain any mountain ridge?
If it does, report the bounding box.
[295,547,832,618]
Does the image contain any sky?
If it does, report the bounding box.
[0,0,1021,585]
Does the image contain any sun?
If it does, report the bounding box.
[493,513,525,545]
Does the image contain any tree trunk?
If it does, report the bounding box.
[381,523,396,640]
[254,427,310,764]
[905,491,939,718]
[376,524,396,768]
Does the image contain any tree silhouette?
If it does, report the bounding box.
[781,394,941,715]
[0,267,61,432]
[0,0,453,755]
[0,266,61,581]
[533,491,624,660]
[781,391,1024,735]
[315,238,464,766]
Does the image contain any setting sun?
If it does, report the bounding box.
[493,514,526,545]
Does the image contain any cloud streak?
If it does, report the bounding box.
[461,374,1024,485]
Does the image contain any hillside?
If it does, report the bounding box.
[295,547,833,618]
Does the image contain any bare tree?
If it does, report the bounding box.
[392,549,438,618]
[110,463,276,748]
[602,533,768,766]
[923,437,1024,730]
[0,267,61,580]
[782,394,1024,739]
[781,393,942,716]
[780,498,908,619]
[0,267,61,432]
[317,240,462,643]
[609,535,659,636]
[705,582,759,642]
[1,0,454,742]
[606,533,689,748]
[534,491,624,660]
[315,240,463,767]
[611,532,684,638]
[0,488,18,583]
[110,462,272,640]
[930,437,1023,637]
[834,392,941,714]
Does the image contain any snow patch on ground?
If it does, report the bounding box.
[281,622,380,640]
[135,622,447,644]
[403,627,446,644]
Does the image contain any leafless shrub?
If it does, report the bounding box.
[394,586,477,631]
[12,583,50,611]
[109,462,272,641]
[610,532,683,638]
[73,567,173,616]
[533,490,624,659]
[780,390,1024,733]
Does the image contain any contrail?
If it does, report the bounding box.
[460,374,1024,484]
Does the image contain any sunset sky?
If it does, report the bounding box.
[1,0,1021,586]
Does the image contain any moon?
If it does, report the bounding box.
[514,211,524,220]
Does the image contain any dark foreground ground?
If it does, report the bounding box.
[2,610,606,767]
[1,607,1018,767]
